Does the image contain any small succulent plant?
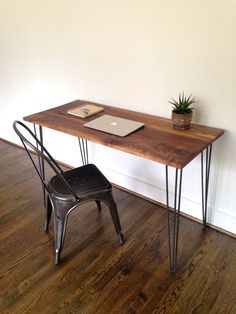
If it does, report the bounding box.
[169,92,197,114]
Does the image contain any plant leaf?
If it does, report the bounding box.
[169,92,197,114]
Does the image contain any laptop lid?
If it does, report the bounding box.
[84,114,144,137]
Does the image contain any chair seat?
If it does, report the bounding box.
[48,164,112,201]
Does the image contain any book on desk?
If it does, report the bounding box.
[67,104,104,118]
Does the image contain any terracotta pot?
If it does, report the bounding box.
[171,111,192,130]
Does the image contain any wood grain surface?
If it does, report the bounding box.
[23,100,224,169]
[1,140,235,314]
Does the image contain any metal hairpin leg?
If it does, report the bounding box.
[78,137,101,211]
[166,166,183,272]
[78,138,89,165]
[33,124,46,205]
[201,144,212,228]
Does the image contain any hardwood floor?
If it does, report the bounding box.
[0,139,236,314]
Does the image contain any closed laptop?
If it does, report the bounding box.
[84,114,144,137]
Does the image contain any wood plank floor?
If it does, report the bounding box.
[0,139,236,314]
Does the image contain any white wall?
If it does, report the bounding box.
[1,0,236,233]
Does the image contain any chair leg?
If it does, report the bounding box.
[95,200,102,211]
[45,195,52,232]
[108,198,125,245]
[54,212,67,265]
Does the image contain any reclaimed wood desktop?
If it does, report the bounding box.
[24,99,224,272]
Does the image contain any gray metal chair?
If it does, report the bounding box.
[13,120,124,264]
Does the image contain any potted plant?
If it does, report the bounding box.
[169,92,197,130]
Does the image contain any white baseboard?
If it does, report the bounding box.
[100,166,236,235]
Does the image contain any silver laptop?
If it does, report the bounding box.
[84,114,144,137]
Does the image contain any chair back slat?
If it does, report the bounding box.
[13,121,78,200]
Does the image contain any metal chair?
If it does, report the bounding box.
[13,120,124,264]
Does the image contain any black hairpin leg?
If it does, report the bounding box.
[201,144,212,228]
[33,124,46,205]
[78,138,101,211]
[78,138,88,165]
[166,166,183,272]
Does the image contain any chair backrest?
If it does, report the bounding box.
[13,121,78,200]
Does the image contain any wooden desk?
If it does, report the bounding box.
[24,99,224,271]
